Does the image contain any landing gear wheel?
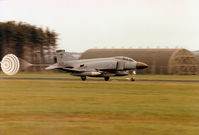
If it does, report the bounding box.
[131,70,136,81]
[104,77,110,81]
[81,76,86,81]
[130,78,135,81]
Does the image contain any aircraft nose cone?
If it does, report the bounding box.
[136,62,148,69]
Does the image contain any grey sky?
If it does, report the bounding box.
[0,0,199,52]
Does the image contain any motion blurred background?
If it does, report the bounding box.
[0,0,199,74]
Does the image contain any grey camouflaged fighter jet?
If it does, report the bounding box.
[46,50,148,81]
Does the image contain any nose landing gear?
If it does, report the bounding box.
[131,70,136,81]
[130,77,135,81]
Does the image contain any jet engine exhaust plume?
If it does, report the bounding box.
[0,54,32,75]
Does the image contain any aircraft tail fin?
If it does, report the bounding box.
[56,50,77,64]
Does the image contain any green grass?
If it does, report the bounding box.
[0,77,199,135]
[135,74,199,81]
[1,72,199,81]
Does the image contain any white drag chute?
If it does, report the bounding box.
[0,54,20,75]
[0,54,32,75]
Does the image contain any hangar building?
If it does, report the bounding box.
[193,51,199,65]
[80,49,199,75]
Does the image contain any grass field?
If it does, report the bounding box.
[0,73,199,135]
[1,72,199,81]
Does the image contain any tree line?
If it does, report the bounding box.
[0,21,58,64]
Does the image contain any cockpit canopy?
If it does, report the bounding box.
[115,56,135,62]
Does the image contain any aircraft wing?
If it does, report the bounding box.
[46,63,84,72]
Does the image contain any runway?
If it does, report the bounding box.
[1,77,199,83]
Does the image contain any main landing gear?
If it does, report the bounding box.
[104,77,110,81]
[80,76,110,81]
[81,76,86,81]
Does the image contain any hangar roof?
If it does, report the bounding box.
[80,48,198,74]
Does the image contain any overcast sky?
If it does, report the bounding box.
[1,0,199,52]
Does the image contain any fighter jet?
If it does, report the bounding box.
[46,50,148,81]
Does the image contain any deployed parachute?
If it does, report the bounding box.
[0,54,32,75]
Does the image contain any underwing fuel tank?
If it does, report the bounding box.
[72,72,101,76]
